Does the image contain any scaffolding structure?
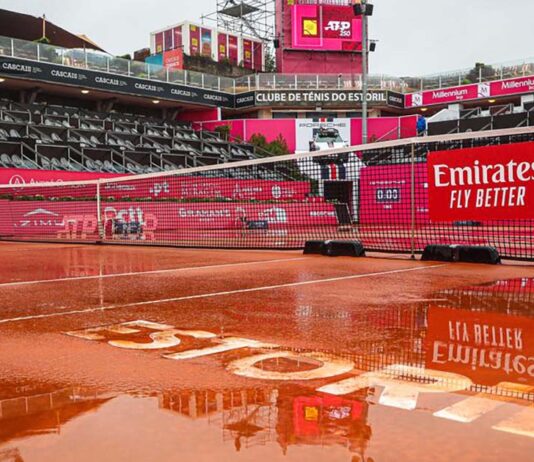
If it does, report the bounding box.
[202,0,275,42]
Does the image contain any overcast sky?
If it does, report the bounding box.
[1,0,533,76]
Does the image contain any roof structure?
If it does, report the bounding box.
[0,9,106,52]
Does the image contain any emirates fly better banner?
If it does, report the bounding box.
[427,142,534,221]
[425,306,533,386]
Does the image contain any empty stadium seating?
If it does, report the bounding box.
[0,98,258,175]
[428,102,533,136]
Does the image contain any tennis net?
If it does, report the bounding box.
[1,126,534,260]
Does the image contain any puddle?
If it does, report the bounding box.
[0,279,533,461]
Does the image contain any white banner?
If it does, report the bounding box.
[295,118,351,152]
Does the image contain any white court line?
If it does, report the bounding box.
[0,258,307,288]
[0,264,447,325]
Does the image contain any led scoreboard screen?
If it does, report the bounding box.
[290,3,363,51]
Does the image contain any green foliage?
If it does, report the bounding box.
[214,124,231,141]
[249,133,290,157]
[249,133,268,150]
[264,48,277,73]
[117,54,132,60]
[465,62,496,83]
[268,135,290,155]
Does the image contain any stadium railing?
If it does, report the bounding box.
[1,126,534,261]
[3,35,534,95]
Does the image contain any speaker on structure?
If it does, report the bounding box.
[353,3,374,16]
[303,240,325,255]
[421,245,501,264]
[369,41,377,52]
[273,39,280,49]
[321,241,365,257]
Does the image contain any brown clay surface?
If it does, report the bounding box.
[0,241,533,461]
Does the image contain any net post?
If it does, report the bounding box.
[96,180,103,243]
[410,142,416,260]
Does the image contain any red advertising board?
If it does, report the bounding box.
[163,48,184,70]
[217,33,228,61]
[163,29,173,51]
[427,142,534,222]
[243,39,253,69]
[0,167,120,185]
[293,396,365,437]
[155,32,164,54]
[406,84,481,108]
[359,163,429,225]
[228,35,238,65]
[173,26,183,49]
[490,75,534,97]
[425,306,534,386]
[201,28,212,57]
[405,76,534,108]
[290,4,362,52]
[253,41,263,71]
[189,25,200,55]
[0,168,312,202]
[200,116,417,156]
[461,277,534,294]
[1,200,338,240]
[101,176,311,202]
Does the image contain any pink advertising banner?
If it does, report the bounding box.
[350,117,418,145]
[490,75,534,97]
[406,84,482,108]
[359,163,429,225]
[163,48,184,70]
[228,35,239,65]
[155,32,164,54]
[200,116,417,153]
[406,75,534,108]
[189,25,200,55]
[102,176,311,202]
[290,4,362,52]
[173,26,183,49]
[243,39,253,69]
[245,119,298,152]
[201,28,213,57]
[0,200,338,240]
[253,41,263,71]
[427,142,534,222]
[0,168,120,186]
[217,33,228,61]
[1,168,312,202]
[425,307,534,386]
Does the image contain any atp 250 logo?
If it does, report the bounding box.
[324,20,352,37]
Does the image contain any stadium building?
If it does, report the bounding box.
[0,4,533,461]
[1,1,534,260]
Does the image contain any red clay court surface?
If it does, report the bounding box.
[0,241,533,461]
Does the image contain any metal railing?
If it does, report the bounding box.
[403,57,534,92]
[2,35,534,95]
[234,72,405,92]
[0,36,235,93]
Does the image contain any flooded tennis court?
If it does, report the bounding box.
[0,242,532,461]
